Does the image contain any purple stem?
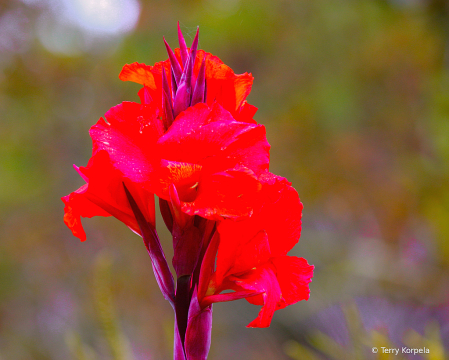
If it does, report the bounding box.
[175,275,192,348]
[123,184,175,306]
[159,198,173,233]
[174,314,187,360]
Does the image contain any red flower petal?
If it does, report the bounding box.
[203,53,253,116]
[120,60,172,112]
[62,183,110,241]
[180,167,262,220]
[119,62,157,88]
[242,256,313,327]
[234,100,258,124]
[258,173,303,257]
[214,173,302,280]
[62,151,155,240]
[157,102,270,176]
[271,256,314,309]
[90,101,163,186]
[229,265,282,328]
[215,227,271,284]
[155,160,202,202]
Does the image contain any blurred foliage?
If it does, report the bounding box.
[93,253,135,360]
[283,302,447,360]
[2,0,449,358]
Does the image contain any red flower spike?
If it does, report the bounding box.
[123,183,175,306]
[191,57,206,106]
[164,37,182,85]
[177,22,188,68]
[63,24,313,359]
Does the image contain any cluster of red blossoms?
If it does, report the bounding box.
[62,24,313,360]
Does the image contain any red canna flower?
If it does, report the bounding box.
[62,23,313,360]
[198,173,313,327]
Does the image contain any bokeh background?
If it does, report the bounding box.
[2,0,449,359]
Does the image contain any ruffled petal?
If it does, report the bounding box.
[271,256,314,309]
[229,265,281,328]
[62,151,155,240]
[62,183,110,241]
[214,173,302,278]
[119,62,158,88]
[203,52,253,116]
[234,100,258,124]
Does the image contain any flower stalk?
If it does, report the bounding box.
[62,22,314,360]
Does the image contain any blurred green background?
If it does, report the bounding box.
[2,0,449,359]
